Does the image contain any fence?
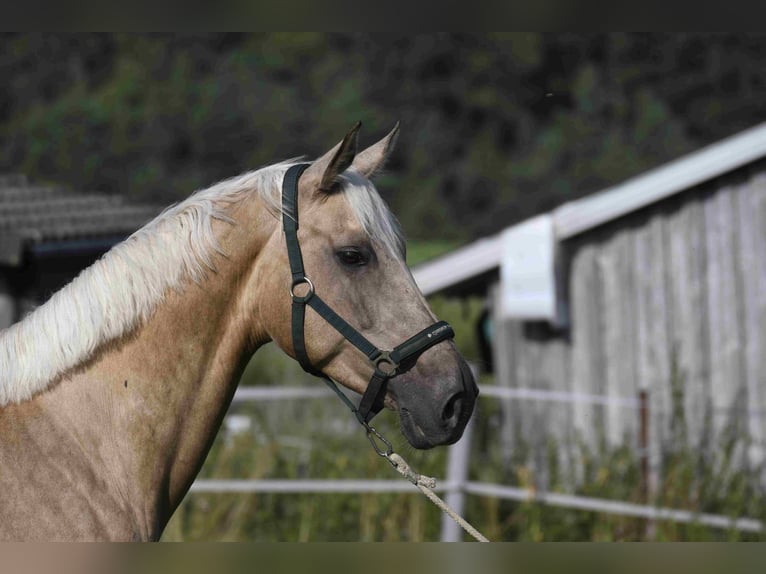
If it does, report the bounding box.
[189,384,765,540]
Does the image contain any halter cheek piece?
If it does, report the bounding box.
[282,163,455,424]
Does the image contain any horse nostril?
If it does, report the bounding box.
[442,392,464,423]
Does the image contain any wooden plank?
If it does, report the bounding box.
[570,243,604,451]
[507,318,528,458]
[633,225,652,393]
[666,196,710,451]
[599,230,637,447]
[546,333,574,482]
[521,327,550,488]
[490,283,520,461]
[619,228,640,448]
[647,213,673,457]
[735,171,766,465]
[511,318,534,455]
[632,218,663,493]
[525,322,572,489]
[705,186,746,440]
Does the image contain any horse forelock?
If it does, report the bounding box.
[339,170,405,260]
[0,160,402,406]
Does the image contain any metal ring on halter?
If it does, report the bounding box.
[374,351,399,376]
[290,276,315,303]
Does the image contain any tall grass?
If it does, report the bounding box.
[162,365,766,541]
[162,396,449,541]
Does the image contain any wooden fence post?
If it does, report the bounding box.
[639,390,649,501]
[639,389,656,538]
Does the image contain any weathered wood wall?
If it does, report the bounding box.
[493,163,766,483]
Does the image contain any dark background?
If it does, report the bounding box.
[3,33,766,243]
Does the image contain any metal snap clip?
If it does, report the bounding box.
[365,425,396,467]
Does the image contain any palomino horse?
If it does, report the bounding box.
[0,123,477,540]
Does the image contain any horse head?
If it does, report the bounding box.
[256,124,478,448]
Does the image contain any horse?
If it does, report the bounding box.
[0,123,478,541]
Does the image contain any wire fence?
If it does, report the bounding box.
[482,385,766,418]
[189,383,765,540]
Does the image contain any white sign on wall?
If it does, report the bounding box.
[500,214,557,321]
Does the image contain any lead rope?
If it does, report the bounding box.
[322,377,490,542]
[387,453,489,543]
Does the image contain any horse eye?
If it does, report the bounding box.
[336,248,368,267]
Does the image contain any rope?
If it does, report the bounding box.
[388,452,490,542]
[319,377,489,541]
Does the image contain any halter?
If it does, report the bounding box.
[281,163,455,425]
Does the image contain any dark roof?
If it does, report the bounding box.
[0,174,162,266]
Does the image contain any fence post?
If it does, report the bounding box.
[639,390,649,501]
[440,411,475,541]
[639,389,655,539]
[440,363,480,542]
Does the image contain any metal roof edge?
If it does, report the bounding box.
[412,122,766,298]
[553,121,766,239]
[412,235,503,296]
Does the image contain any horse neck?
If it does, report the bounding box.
[39,205,274,537]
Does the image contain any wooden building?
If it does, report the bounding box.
[0,174,161,329]
[413,123,766,483]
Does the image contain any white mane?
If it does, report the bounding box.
[0,161,403,406]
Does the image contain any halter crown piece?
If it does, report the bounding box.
[281,164,455,425]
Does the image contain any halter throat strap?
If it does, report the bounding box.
[281,163,454,423]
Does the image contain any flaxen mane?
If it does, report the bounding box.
[0,162,402,406]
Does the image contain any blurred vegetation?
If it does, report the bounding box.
[163,373,766,541]
[4,33,766,242]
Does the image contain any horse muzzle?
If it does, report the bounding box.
[393,355,478,449]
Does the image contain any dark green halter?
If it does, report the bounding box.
[281,163,455,424]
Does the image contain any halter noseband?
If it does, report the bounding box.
[281,163,455,424]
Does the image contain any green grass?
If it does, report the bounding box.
[406,239,464,267]
[162,397,449,541]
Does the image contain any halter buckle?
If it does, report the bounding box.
[374,351,399,376]
[290,276,315,303]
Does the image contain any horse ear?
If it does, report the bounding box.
[352,122,400,179]
[303,122,361,194]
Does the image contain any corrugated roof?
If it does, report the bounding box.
[0,174,161,266]
[413,120,766,296]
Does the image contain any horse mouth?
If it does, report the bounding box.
[399,408,434,449]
